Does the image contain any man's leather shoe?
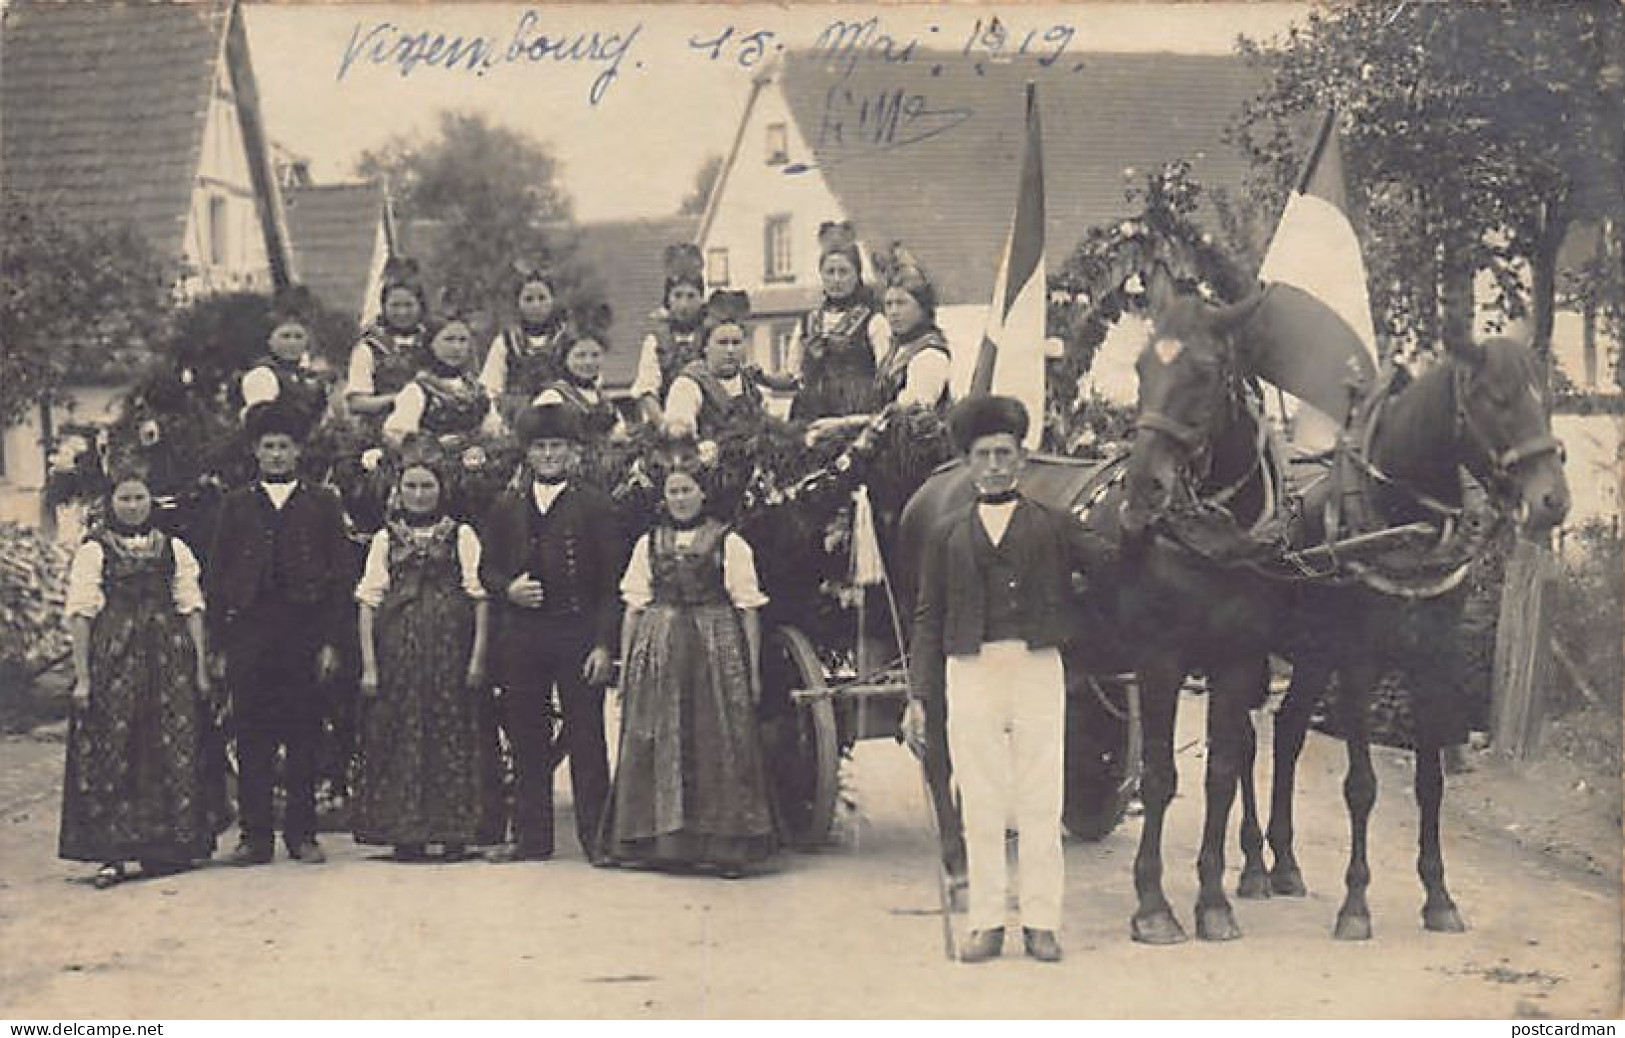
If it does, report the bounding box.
[959,928,1004,963]
[1023,928,1063,962]
[288,839,326,864]
[225,840,272,867]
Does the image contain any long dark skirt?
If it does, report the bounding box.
[605,603,774,868]
[352,584,499,847]
[59,604,221,864]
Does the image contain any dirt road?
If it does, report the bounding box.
[3,694,1619,1019]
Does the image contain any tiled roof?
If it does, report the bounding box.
[285,182,387,322]
[779,51,1265,305]
[0,0,232,266]
[572,216,700,389]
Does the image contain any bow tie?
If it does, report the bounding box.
[533,475,568,488]
[261,474,298,486]
[977,489,1019,506]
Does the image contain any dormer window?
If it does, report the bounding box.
[766,122,789,166]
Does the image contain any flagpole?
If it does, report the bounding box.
[1296,107,1338,196]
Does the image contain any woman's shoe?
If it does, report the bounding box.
[393,843,427,862]
[92,862,127,889]
[440,843,469,862]
[138,859,190,879]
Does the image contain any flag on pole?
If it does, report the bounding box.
[1251,109,1379,454]
[970,81,1046,448]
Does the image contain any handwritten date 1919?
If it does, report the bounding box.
[963,17,1076,68]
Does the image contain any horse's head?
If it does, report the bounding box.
[1447,336,1569,536]
[1122,271,1265,535]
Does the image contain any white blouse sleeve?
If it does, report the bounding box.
[63,541,106,620]
[530,386,566,407]
[663,376,703,435]
[457,524,486,600]
[869,314,893,366]
[345,340,376,396]
[479,335,508,398]
[631,331,663,399]
[722,532,769,610]
[170,538,205,615]
[618,534,655,609]
[382,382,426,443]
[240,367,280,414]
[479,400,506,437]
[354,530,392,608]
[898,347,951,409]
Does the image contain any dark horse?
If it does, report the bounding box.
[1126,285,1569,940]
[897,291,1287,944]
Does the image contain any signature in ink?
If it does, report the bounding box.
[785,86,973,174]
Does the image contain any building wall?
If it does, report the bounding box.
[0,387,124,533]
[700,72,848,370]
[177,62,273,297]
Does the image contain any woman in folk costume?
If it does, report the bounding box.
[59,463,223,888]
[352,439,497,862]
[788,221,888,421]
[238,285,332,439]
[382,306,505,447]
[631,243,708,426]
[662,290,768,440]
[346,257,431,429]
[479,261,572,426]
[530,304,621,442]
[603,460,774,876]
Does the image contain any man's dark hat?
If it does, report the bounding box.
[515,401,583,445]
[947,395,1029,454]
[244,400,306,443]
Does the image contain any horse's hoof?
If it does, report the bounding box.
[1130,909,1189,945]
[1333,909,1373,941]
[1236,868,1272,900]
[1270,866,1308,897]
[1196,903,1243,942]
[1423,902,1467,933]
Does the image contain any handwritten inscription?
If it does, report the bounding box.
[338,11,642,106]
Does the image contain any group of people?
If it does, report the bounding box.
[60,218,1092,963]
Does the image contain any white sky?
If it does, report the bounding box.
[244,2,1308,223]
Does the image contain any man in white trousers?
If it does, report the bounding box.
[905,395,1107,963]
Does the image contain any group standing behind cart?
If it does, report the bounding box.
[58,224,1028,938]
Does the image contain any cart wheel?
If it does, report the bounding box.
[760,625,839,850]
[1062,673,1137,841]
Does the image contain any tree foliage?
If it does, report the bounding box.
[1230,1,1625,357]
[679,154,724,216]
[0,196,175,427]
[356,110,597,322]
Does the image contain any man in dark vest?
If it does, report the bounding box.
[481,403,624,862]
[208,402,352,866]
[904,396,1108,964]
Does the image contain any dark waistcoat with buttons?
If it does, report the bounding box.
[205,482,352,644]
[480,483,626,682]
[909,496,1089,706]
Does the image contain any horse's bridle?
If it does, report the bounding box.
[1133,347,1259,515]
[1451,363,1564,502]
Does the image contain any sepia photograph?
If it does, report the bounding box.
[1,0,1621,1021]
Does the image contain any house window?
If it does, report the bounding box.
[207,194,229,267]
[766,122,789,166]
[706,247,731,287]
[769,321,798,373]
[764,215,793,282]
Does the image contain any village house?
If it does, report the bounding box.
[0,0,291,526]
[279,156,394,330]
[696,51,1265,393]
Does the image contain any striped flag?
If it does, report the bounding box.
[970,81,1046,447]
[1252,109,1379,454]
